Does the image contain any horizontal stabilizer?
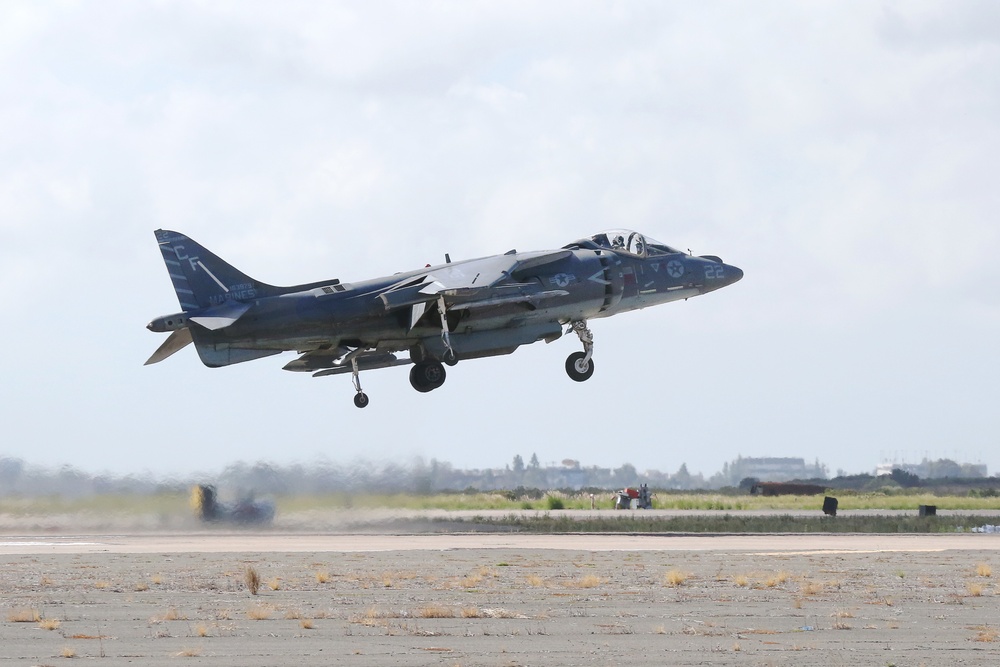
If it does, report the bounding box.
[188,301,252,330]
[145,328,193,365]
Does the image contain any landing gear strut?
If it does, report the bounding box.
[565,320,595,382]
[437,296,457,364]
[350,357,369,408]
[410,360,447,392]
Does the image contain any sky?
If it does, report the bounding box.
[1,1,998,480]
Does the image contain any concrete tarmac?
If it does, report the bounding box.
[4,529,1000,665]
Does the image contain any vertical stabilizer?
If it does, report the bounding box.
[154,229,273,311]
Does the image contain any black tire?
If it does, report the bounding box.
[565,352,595,382]
[409,361,446,392]
[409,365,431,392]
[443,349,458,366]
[353,392,370,408]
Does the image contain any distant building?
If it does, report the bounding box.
[735,457,826,482]
[876,459,987,479]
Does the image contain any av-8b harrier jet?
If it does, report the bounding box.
[147,229,742,408]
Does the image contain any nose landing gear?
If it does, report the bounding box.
[565,320,595,382]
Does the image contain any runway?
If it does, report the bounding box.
[2,530,1000,554]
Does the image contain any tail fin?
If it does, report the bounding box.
[154,229,274,311]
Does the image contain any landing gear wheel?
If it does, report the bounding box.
[353,392,370,409]
[443,349,458,366]
[409,360,447,392]
[565,351,595,382]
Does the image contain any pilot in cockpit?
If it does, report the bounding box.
[611,235,625,250]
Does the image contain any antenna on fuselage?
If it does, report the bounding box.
[445,253,451,264]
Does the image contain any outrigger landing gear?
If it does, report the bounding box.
[565,320,595,382]
[350,357,369,408]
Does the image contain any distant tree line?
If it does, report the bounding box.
[0,455,994,498]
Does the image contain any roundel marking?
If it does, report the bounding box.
[666,260,685,279]
[552,273,572,288]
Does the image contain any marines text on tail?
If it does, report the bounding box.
[147,229,742,407]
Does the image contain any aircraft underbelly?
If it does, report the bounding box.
[421,321,564,360]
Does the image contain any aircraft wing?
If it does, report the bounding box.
[283,348,409,376]
[379,249,573,314]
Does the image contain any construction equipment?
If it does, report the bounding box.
[614,484,653,509]
[191,485,275,525]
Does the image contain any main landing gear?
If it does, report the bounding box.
[405,296,454,394]
[346,350,449,408]
[565,320,595,382]
[409,359,447,393]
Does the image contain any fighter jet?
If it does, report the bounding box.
[146,229,742,407]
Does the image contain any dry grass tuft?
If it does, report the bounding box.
[195,624,209,637]
[284,609,302,620]
[40,576,55,586]
[567,574,602,589]
[732,574,749,587]
[664,570,687,587]
[134,582,149,592]
[267,578,281,591]
[967,582,984,597]
[525,574,546,587]
[162,607,184,621]
[350,607,400,626]
[7,608,40,623]
[300,618,314,630]
[175,647,201,657]
[94,581,110,590]
[315,571,331,584]
[461,607,481,618]
[764,571,790,588]
[833,610,855,619]
[459,573,484,588]
[971,625,999,642]
[38,617,61,631]
[833,621,852,630]
[417,604,455,619]
[247,605,272,620]
[977,563,993,577]
[151,573,163,585]
[61,647,75,659]
[244,566,261,596]
[800,581,824,596]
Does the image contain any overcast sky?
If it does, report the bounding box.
[1,1,997,480]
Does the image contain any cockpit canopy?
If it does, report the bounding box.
[585,230,682,258]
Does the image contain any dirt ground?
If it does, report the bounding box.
[3,533,1000,666]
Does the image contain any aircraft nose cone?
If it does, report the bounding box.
[726,264,744,284]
